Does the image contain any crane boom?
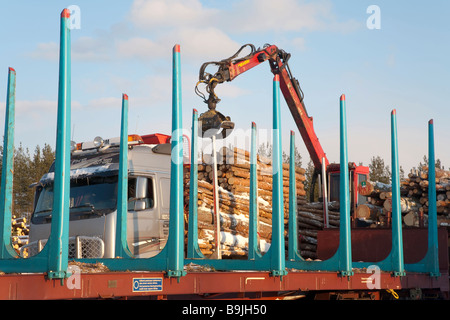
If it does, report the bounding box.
[196,44,329,170]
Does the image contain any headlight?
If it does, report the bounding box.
[93,136,104,148]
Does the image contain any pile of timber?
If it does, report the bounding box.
[10,216,29,255]
[357,181,395,226]
[402,166,450,227]
[357,166,450,228]
[183,147,308,258]
[296,201,340,259]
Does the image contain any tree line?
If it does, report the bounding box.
[298,153,445,201]
[0,143,55,218]
[367,154,445,184]
[258,142,446,201]
[1,139,445,219]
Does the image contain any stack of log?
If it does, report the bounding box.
[183,147,308,258]
[402,166,450,227]
[357,181,394,226]
[10,216,29,255]
[296,201,340,259]
[357,166,450,228]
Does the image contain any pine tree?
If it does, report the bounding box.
[31,143,55,182]
[282,145,302,167]
[368,155,391,184]
[304,159,318,201]
[0,143,55,218]
[257,141,272,159]
[417,155,444,170]
[13,144,34,217]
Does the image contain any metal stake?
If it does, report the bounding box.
[187,109,204,259]
[166,44,186,278]
[390,110,405,276]
[47,8,72,279]
[322,157,329,228]
[248,122,262,260]
[210,134,222,260]
[115,94,132,258]
[288,131,298,261]
[405,119,440,276]
[271,74,287,277]
[0,67,18,259]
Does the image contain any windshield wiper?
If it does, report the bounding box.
[70,204,106,217]
[34,209,52,216]
[70,204,95,210]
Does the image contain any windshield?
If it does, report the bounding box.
[32,175,118,224]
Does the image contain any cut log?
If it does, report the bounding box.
[383,197,420,214]
[355,204,383,220]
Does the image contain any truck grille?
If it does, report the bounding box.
[20,236,104,259]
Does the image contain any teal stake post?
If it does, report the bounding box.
[248,122,262,260]
[47,8,72,279]
[288,131,298,261]
[353,110,405,276]
[337,94,353,276]
[286,94,353,277]
[389,110,405,276]
[270,74,288,277]
[187,109,205,259]
[115,94,133,258]
[0,67,18,259]
[79,45,186,280]
[166,44,186,278]
[185,75,288,278]
[405,119,440,277]
[0,9,74,276]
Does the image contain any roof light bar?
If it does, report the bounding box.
[70,134,145,153]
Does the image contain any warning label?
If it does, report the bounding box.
[132,277,163,292]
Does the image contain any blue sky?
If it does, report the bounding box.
[0,0,448,172]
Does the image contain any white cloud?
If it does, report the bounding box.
[27,42,59,61]
[83,97,122,110]
[213,83,250,99]
[129,0,218,29]
[124,0,360,61]
[128,0,355,34]
[27,36,112,62]
[170,27,240,62]
[291,37,307,51]
[2,99,82,117]
[16,99,56,114]
[72,36,112,61]
[227,0,332,33]
[28,0,359,64]
[214,0,361,34]
[116,37,165,60]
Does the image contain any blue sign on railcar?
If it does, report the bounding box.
[132,278,163,292]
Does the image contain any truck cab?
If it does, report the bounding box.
[22,133,179,259]
[327,163,370,218]
[312,162,370,226]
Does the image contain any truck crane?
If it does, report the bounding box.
[195,44,370,224]
[1,10,447,300]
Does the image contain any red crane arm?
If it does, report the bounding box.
[198,44,329,170]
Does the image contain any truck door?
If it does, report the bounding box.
[127,176,162,257]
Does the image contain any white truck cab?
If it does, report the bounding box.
[22,133,182,259]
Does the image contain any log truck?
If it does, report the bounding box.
[23,133,179,259]
[23,44,370,261]
[195,44,370,224]
[0,10,447,300]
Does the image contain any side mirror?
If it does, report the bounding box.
[136,177,148,199]
[134,199,147,211]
